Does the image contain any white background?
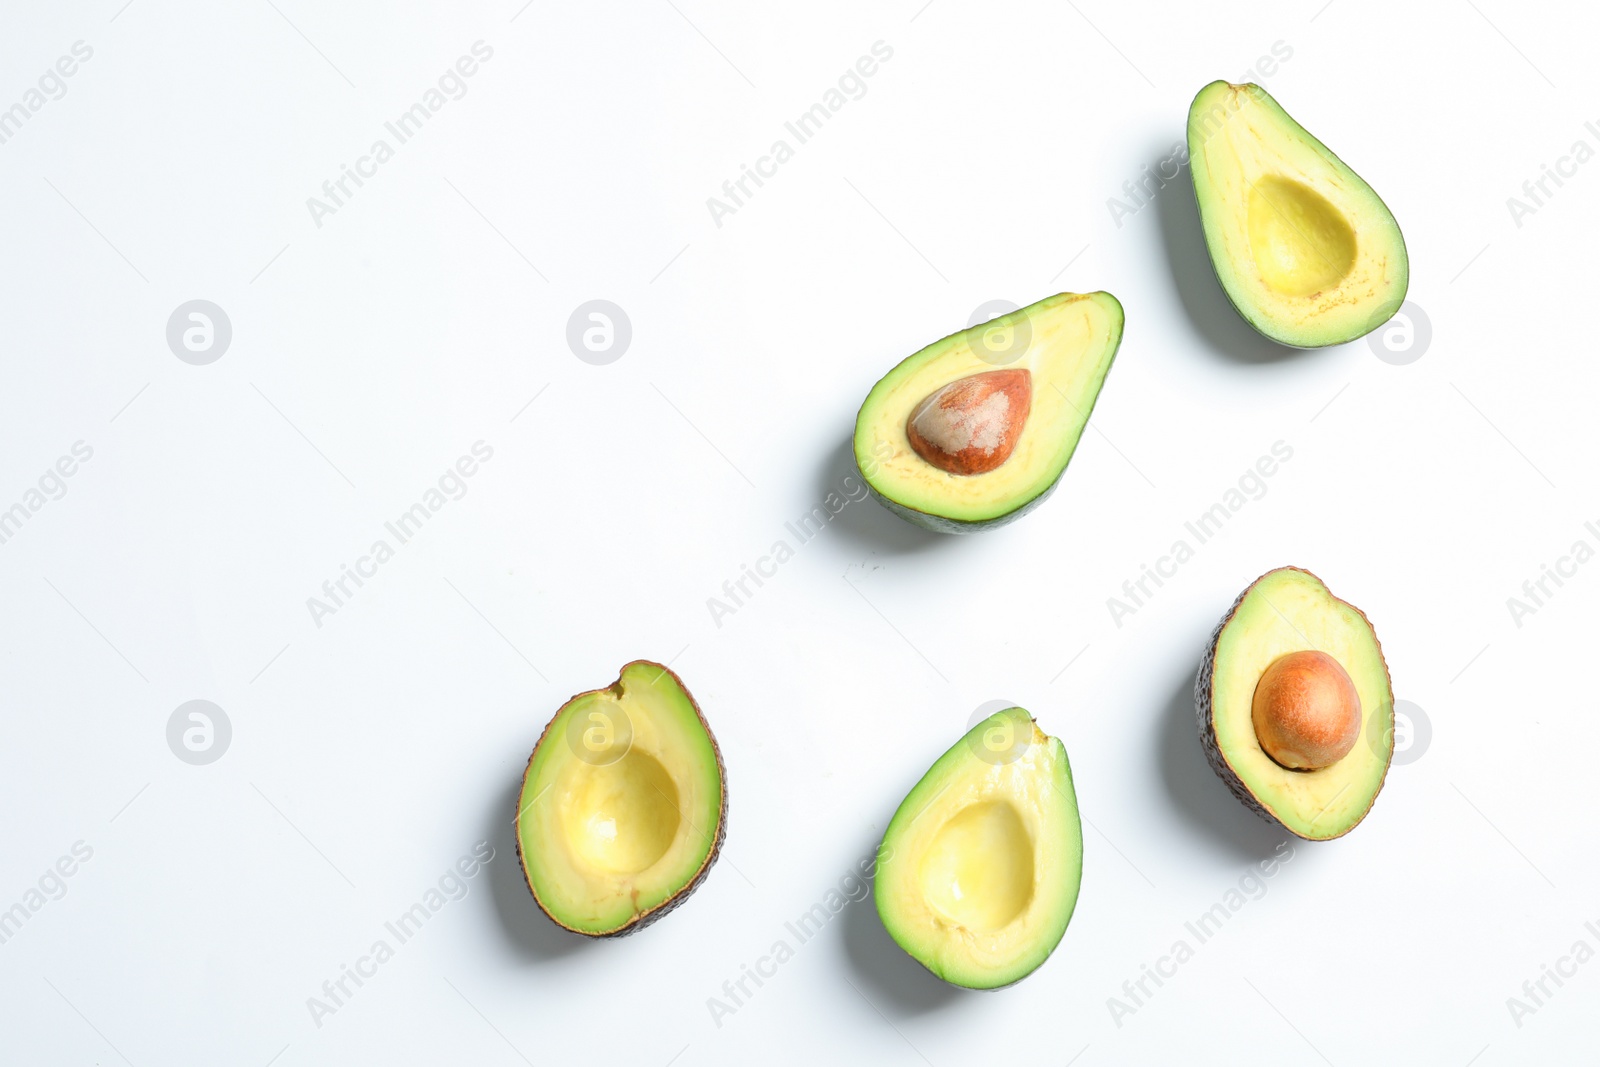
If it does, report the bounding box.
[2,1,1596,1064]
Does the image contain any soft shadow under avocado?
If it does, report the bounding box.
[485,776,589,960]
[1155,665,1284,861]
[1155,153,1305,365]
[817,437,959,556]
[838,834,963,1014]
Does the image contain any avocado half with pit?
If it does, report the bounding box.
[516,661,726,936]
[1187,81,1408,347]
[875,708,1083,988]
[853,291,1124,533]
[1195,567,1394,840]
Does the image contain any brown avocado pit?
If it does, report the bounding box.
[1250,649,1361,771]
[905,368,1032,476]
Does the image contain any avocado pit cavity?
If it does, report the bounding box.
[905,368,1032,476]
[1251,649,1361,770]
[1246,175,1358,297]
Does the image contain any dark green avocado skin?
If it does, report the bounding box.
[1193,579,1280,826]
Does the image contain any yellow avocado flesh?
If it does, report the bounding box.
[1188,81,1407,348]
[1210,569,1393,839]
[517,662,723,935]
[854,292,1123,527]
[875,713,1082,989]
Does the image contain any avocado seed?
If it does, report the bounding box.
[906,369,1031,476]
[1251,650,1361,770]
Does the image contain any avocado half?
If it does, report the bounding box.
[853,291,1124,533]
[516,661,726,936]
[1195,567,1394,840]
[875,709,1083,989]
[1187,81,1408,348]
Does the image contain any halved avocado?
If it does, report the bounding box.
[853,291,1124,533]
[874,709,1083,989]
[1187,81,1408,348]
[516,661,726,936]
[1195,568,1394,840]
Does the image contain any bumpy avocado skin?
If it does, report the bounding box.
[1193,581,1280,826]
[1193,567,1394,841]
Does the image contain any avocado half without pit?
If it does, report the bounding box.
[1187,82,1408,348]
[875,709,1083,989]
[1195,567,1394,840]
[854,291,1124,532]
[516,661,726,936]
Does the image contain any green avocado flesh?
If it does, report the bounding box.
[853,291,1123,533]
[516,661,726,936]
[1187,81,1408,348]
[875,710,1083,989]
[1197,568,1394,840]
